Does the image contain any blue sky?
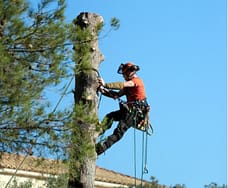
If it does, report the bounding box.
[62,0,227,187]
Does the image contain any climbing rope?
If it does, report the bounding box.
[52,75,74,113]
[134,124,137,187]
[140,130,149,187]
[4,142,37,188]
[134,130,150,188]
[132,107,152,188]
[144,131,149,174]
[4,154,28,188]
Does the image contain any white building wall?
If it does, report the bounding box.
[0,168,49,188]
[0,168,128,188]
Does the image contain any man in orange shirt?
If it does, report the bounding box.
[96,62,150,155]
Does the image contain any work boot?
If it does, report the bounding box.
[96,143,106,155]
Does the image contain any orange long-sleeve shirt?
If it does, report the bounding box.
[124,77,146,102]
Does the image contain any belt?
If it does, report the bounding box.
[128,98,149,107]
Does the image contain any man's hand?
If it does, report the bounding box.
[97,77,107,94]
[97,77,105,87]
[98,85,107,94]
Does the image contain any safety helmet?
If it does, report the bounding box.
[117,62,140,74]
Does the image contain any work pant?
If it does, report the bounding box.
[96,104,135,155]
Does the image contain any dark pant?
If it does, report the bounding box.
[96,105,134,155]
[96,100,149,155]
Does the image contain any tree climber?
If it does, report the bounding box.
[96,62,150,155]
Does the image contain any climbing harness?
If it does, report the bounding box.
[127,99,153,135]
[98,84,153,134]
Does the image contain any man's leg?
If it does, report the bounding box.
[99,110,123,135]
[96,120,131,155]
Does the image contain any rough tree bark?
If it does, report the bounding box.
[68,12,104,188]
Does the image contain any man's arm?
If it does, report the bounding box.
[97,77,135,98]
[99,86,120,99]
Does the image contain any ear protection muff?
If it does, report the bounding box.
[117,63,140,74]
[129,65,140,72]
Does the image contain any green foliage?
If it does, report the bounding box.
[133,176,187,188]
[0,4,121,187]
[8,179,34,188]
[71,24,93,74]
[204,182,227,188]
[0,1,119,160]
[111,17,120,30]
[7,174,69,188]
[0,0,71,157]
[45,174,68,188]
[172,184,187,188]
[66,102,99,180]
[95,21,104,35]
[143,176,227,188]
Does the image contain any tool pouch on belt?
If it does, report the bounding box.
[118,99,151,132]
[131,100,150,131]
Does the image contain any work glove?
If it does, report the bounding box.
[97,77,105,87]
[97,77,106,93]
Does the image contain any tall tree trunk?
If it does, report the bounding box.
[68,12,104,188]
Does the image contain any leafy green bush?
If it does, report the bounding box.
[8,179,33,188]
